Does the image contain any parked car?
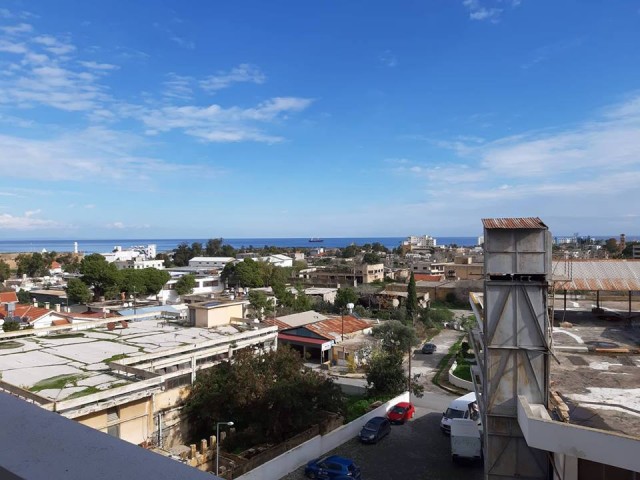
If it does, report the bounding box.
[387,401,416,424]
[358,416,391,444]
[304,455,361,479]
[421,342,437,354]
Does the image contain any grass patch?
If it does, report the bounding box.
[431,337,463,387]
[343,393,394,423]
[0,341,23,350]
[102,353,128,363]
[66,386,100,399]
[452,359,472,382]
[30,374,84,392]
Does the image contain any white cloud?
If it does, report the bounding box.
[140,96,313,143]
[379,50,398,68]
[200,64,266,92]
[0,127,207,183]
[163,73,193,100]
[0,23,33,35]
[462,0,521,23]
[78,60,119,71]
[33,34,76,55]
[0,211,59,230]
[107,221,125,229]
[170,35,194,49]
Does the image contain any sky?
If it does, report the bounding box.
[0,0,639,239]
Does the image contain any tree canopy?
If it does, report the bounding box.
[174,274,197,296]
[66,278,93,304]
[362,252,381,265]
[335,287,358,311]
[247,290,275,320]
[183,346,343,448]
[222,258,264,288]
[365,350,406,397]
[79,254,121,299]
[372,320,418,357]
[16,252,49,277]
[406,272,418,321]
[0,260,10,282]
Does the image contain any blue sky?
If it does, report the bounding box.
[0,0,639,239]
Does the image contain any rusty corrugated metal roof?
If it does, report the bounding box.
[305,315,371,340]
[552,260,640,291]
[482,217,547,229]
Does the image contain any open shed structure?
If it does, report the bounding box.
[552,259,640,320]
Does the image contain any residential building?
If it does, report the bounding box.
[114,258,165,270]
[297,263,385,286]
[259,254,293,268]
[402,235,437,249]
[0,312,277,449]
[158,272,222,304]
[187,299,247,328]
[188,257,235,269]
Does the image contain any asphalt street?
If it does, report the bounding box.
[281,327,483,480]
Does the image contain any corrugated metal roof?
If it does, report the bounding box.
[305,315,371,340]
[482,217,547,229]
[552,260,640,291]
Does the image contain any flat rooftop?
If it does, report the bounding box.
[0,318,271,402]
[550,311,640,437]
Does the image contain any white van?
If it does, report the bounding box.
[450,418,482,463]
[440,392,481,434]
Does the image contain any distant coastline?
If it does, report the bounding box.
[0,236,481,254]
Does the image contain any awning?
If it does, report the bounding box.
[278,333,333,351]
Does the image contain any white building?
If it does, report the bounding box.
[102,244,157,263]
[157,272,222,304]
[114,259,165,270]
[403,235,437,249]
[259,254,293,268]
[188,257,235,269]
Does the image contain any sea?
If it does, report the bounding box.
[0,237,481,254]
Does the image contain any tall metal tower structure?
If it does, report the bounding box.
[480,218,551,479]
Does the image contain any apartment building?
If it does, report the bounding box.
[297,263,385,286]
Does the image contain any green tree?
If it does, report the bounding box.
[191,242,203,257]
[174,274,197,296]
[155,253,173,268]
[16,253,49,277]
[406,272,418,321]
[2,320,20,332]
[222,259,263,288]
[341,244,359,258]
[335,287,358,311]
[17,288,31,304]
[372,320,418,357]
[79,254,120,299]
[247,290,275,320]
[173,242,192,267]
[66,278,93,304]
[0,260,10,282]
[604,238,619,255]
[365,350,406,397]
[362,252,381,265]
[183,346,343,447]
[205,238,221,256]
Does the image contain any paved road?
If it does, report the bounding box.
[280,405,483,480]
[281,329,481,480]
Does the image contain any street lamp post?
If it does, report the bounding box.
[216,421,234,476]
[341,302,355,342]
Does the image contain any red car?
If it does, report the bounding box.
[387,402,416,424]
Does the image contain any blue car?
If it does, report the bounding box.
[304,455,361,479]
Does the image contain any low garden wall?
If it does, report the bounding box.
[235,391,410,480]
[448,361,473,391]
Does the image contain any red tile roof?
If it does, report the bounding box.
[52,319,71,326]
[414,274,444,282]
[0,305,52,323]
[50,261,62,269]
[0,292,18,304]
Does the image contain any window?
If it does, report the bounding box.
[107,424,120,438]
[107,407,119,423]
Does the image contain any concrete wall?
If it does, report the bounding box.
[236,392,409,480]
[517,396,640,474]
[76,397,153,445]
[448,361,474,391]
[194,303,244,328]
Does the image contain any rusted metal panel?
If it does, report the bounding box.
[482,217,547,229]
[485,224,550,275]
[552,260,640,291]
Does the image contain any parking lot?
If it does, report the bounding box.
[280,407,483,480]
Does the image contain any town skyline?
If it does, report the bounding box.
[1,1,639,238]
